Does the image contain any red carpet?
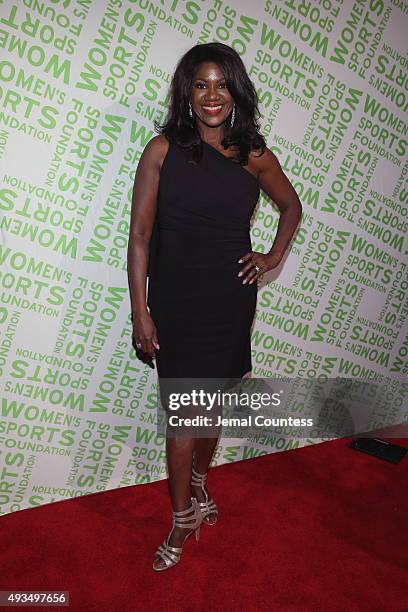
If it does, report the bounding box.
[1,436,407,611]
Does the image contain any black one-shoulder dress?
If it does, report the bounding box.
[147,139,260,380]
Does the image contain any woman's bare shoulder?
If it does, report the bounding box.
[143,134,170,169]
[249,145,279,172]
[249,144,273,159]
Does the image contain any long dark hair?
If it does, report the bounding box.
[154,42,266,166]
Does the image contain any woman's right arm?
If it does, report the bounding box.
[127,134,168,367]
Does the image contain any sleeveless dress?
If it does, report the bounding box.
[146,139,260,381]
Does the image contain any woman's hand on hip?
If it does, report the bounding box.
[237,251,281,284]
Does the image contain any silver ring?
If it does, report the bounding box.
[136,341,142,349]
[254,264,260,273]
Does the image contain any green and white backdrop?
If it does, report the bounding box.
[0,0,407,516]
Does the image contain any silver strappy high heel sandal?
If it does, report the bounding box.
[152,497,202,571]
[191,460,218,525]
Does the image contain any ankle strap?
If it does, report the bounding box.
[173,503,195,518]
[172,499,199,529]
[191,463,207,486]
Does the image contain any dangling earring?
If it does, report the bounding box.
[230,104,235,127]
[188,101,193,118]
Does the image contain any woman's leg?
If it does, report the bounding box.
[192,436,219,473]
[153,434,196,569]
[166,435,195,511]
[191,372,251,519]
[191,433,221,524]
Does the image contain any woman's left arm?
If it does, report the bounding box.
[239,147,303,284]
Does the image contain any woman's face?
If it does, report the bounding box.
[190,61,234,128]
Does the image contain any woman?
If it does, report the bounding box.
[127,42,302,571]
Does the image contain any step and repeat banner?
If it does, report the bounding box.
[0,0,407,516]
